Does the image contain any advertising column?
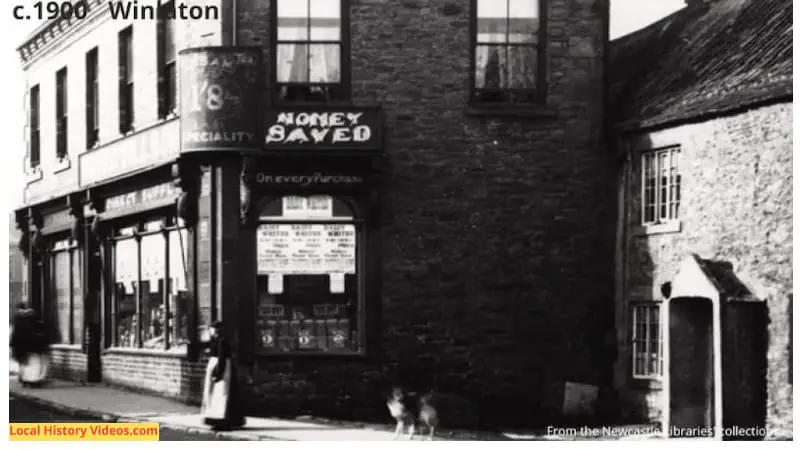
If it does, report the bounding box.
[179,47,262,349]
[179,47,262,153]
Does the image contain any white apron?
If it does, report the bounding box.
[201,356,230,420]
[19,353,50,384]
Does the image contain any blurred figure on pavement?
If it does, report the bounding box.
[11,302,51,387]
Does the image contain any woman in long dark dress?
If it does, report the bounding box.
[11,303,51,387]
[201,321,246,430]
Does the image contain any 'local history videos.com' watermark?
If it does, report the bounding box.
[546,425,776,439]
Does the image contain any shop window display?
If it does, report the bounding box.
[111,217,189,351]
[255,195,362,354]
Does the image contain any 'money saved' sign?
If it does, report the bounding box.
[263,110,382,150]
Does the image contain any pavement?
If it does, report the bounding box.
[8,376,517,441]
[8,370,663,441]
[9,396,244,441]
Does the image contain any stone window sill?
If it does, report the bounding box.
[53,156,71,174]
[104,346,188,358]
[464,105,558,119]
[25,166,43,183]
[120,125,138,138]
[634,221,682,236]
[49,344,82,351]
[629,377,663,391]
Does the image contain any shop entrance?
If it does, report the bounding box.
[85,224,103,383]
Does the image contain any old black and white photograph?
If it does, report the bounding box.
[2,0,794,442]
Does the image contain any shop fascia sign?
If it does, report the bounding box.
[263,109,382,150]
[79,119,180,187]
[42,209,73,229]
[105,182,180,212]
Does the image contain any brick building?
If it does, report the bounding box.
[14,0,613,427]
[610,0,792,439]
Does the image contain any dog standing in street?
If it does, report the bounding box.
[387,387,439,440]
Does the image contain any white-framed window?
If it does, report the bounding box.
[472,0,546,105]
[641,146,681,225]
[273,0,348,103]
[631,302,663,379]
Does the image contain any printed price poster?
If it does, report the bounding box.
[257,224,355,274]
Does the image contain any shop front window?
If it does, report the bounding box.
[49,238,82,345]
[111,216,189,351]
[255,195,362,354]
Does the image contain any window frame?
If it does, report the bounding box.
[86,47,100,149]
[270,0,352,105]
[254,195,366,357]
[630,301,664,381]
[118,26,135,134]
[28,84,41,169]
[157,0,178,119]
[106,213,189,352]
[640,145,682,227]
[55,67,69,161]
[46,236,83,347]
[468,0,548,108]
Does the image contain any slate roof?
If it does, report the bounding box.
[610,0,793,131]
[693,255,758,302]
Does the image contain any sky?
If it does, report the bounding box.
[0,0,686,211]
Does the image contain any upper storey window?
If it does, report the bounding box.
[273,0,349,103]
[471,0,545,106]
[158,0,178,118]
[28,85,41,169]
[86,47,99,149]
[118,26,134,134]
[55,67,68,161]
[641,146,681,226]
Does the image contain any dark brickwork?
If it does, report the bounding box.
[616,103,792,437]
[237,0,614,428]
[101,352,208,404]
[48,347,87,381]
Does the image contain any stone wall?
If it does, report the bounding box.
[616,102,793,437]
